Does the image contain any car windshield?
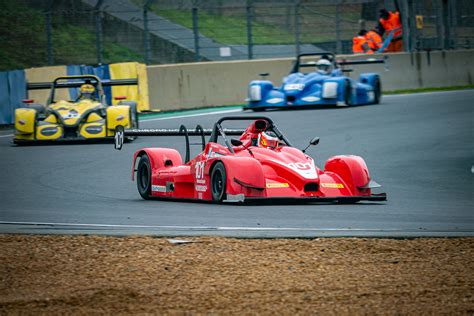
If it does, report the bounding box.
[292,53,337,74]
[48,77,102,104]
[211,117,293,151]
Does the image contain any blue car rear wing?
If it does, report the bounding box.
[337,58,386,66]
[290,52,387,74]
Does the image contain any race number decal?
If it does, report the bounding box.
[63,110,80,119]
[114,126,124,150]
[287,162,312,170]
[195,161,205,180]
[194,161,208,193]
[287,161,318,179]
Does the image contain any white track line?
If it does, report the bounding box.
[383,89,473,98]
[0,221,468,233]
[0,134,13,138]
[0,221,372,231]
[141,108,242,122]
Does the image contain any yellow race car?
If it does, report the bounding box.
[14,75,139,144]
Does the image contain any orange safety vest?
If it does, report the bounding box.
[366,31,383,50]
[352,36,373,54]
[380,11,402,39]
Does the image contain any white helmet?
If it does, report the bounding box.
[257,131,279,149]
[316,59,332,75]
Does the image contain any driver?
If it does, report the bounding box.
[78,82,96,100]
[315,58,332,75]
[257,131,280,149]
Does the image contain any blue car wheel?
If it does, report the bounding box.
[374,77,381,104]
[344,80,352,106]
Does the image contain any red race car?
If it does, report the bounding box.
[114,116,386,203]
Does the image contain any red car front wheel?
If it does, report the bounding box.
[137,155,152,200]
[211,162,227,202]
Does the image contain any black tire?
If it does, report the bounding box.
[131,103,139,129]
[137,155,152,200]
[118,101,139,126]
[27,103,46,114]
[129,105,139,141]
[119,101,139,140]
[211,161,227,202]
[27,103,47,119]
[344,80,352,106]
[373,77,382,104]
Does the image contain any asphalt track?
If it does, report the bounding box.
[0,90,473,237]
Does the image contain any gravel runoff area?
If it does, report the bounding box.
[1,235,473,314]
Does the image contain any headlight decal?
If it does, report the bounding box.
[322,82,338,98]
[40,127,58,136]
[249,85,261,101]
[266,98,283,104]
[301,96,321,102]
[85,125,103,134]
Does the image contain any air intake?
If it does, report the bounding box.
[304,183,319,192]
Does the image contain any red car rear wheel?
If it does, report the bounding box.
[211,162,227,202]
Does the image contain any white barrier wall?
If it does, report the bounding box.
[25,66,69,104]
[147,58,293,111]
[341,50,474,90]
[146,49,474,111]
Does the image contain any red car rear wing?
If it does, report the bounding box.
[120,127,244,137]
[114,116,292,163]
[114,125,246,163]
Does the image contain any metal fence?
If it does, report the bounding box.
[2,0,473,71]
[403,0,474,51]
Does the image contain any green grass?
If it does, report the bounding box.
[147,6,360,45]
[384,85,474,94]
[50,22,143,66]
[0,1,143,71]
[152,8,297,45]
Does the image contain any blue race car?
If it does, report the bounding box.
[245,52,385,111]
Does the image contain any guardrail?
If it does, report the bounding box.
[146,49,474,111]
[2,49,473,125]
